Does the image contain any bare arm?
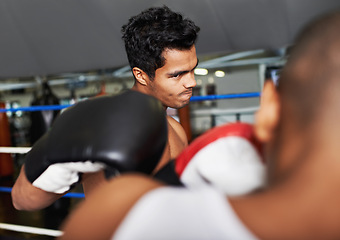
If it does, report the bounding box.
[60,174,163,240]
[152,116,188,174]
[11,165,64,211]
[167,115,188,147]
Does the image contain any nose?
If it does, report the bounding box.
[184,72,196,88]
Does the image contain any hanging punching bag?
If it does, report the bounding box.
[0,102,14,177]
[29,82,60,144]
[95,81,107,97]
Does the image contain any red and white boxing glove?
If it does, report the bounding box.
[175,122,266,196]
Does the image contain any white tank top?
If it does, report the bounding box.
[113,186,258,240]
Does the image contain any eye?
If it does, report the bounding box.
[170,71,186,79]
[172,73,181,78]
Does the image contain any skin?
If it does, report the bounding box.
[132,46,198,109]
[12,46,198,209]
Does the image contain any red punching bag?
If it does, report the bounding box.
[0,102,14,177]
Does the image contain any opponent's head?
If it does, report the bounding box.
[279,10,340,128]
[122,6,200,109]
[255,10,340,183]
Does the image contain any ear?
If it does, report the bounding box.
[132,67,149,86]
[254,80,280,143]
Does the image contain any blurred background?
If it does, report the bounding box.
[1,0,339,239]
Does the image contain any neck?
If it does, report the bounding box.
[131,84,168,111]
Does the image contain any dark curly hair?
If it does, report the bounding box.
[121,6,200,79]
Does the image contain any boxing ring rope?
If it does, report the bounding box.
[0,186,85,198]
[0,104,73,113]
[0,147,31,154]
[0,91,260,237]
[190,92,260,102]
[0,223,63,237]
[191,106,259,117]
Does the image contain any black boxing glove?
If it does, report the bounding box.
[24,90,167,194]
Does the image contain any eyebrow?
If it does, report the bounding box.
[167,59,199,77]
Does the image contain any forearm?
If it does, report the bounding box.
[11,165,63,211]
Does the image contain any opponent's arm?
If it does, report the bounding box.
[60,174,164,240]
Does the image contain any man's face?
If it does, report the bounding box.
[146,45,198,109]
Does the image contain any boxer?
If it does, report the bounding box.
[80,5,201,195]
[13,5,201,211]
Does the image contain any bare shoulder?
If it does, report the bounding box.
[166,116,188,145]
[152,116,188,171]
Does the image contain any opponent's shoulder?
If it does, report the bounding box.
[61,174,164,240]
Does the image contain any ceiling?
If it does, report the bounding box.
[0,0,339,85]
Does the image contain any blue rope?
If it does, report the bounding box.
[0,104,73,113]
[0,186,84,198]
[190,92,261,102]
[0,92,261,112]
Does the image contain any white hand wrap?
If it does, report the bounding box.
[32,161,105,194]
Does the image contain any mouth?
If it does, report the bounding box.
[181,90,192,97]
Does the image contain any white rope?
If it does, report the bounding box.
[0,147,31,154]
[192,106,259,116]
[0,223,63,237]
